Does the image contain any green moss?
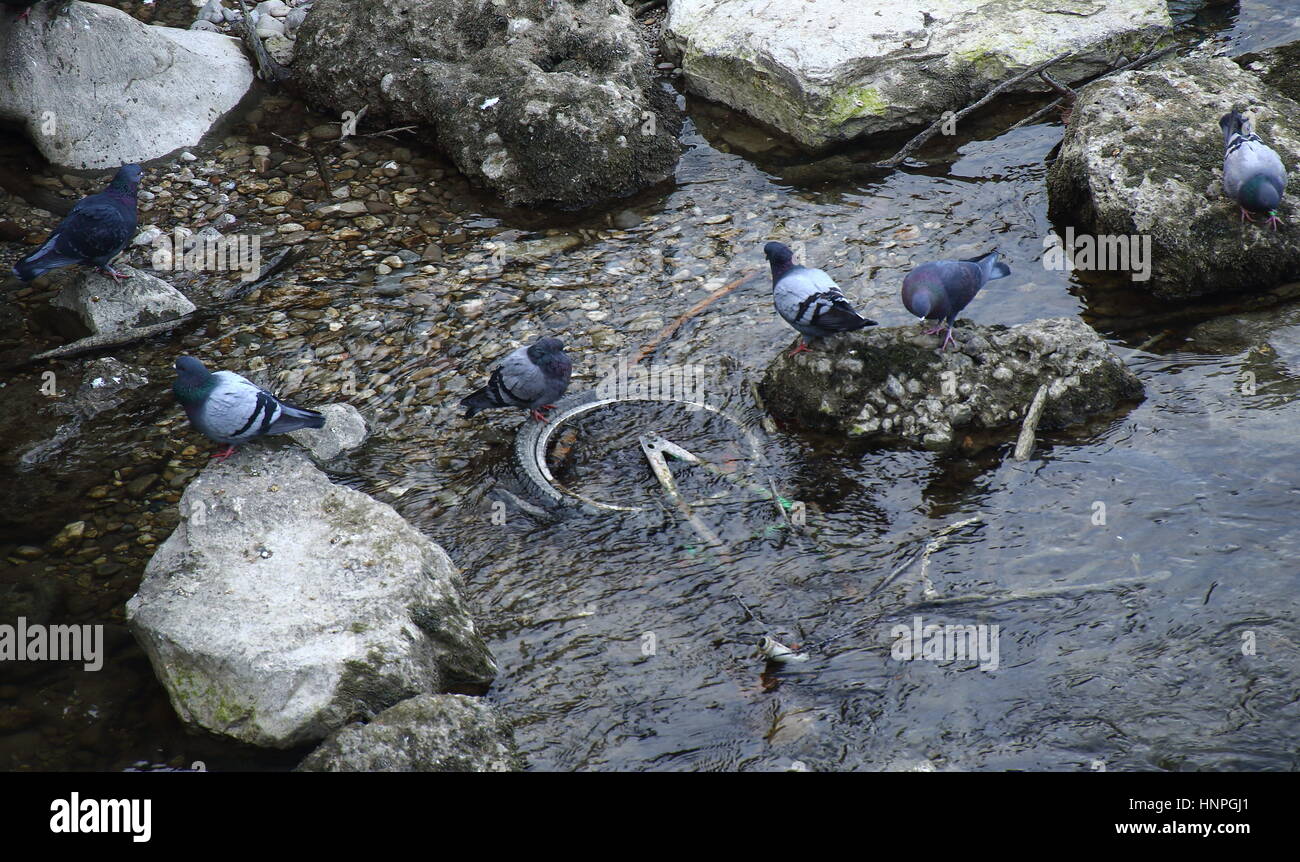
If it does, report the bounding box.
[824,86,888,124]
[167,665,255,729]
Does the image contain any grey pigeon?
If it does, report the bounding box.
[173,356,325,460]
[461,337,572,423]
[12,164,142,282]
[764,241,876,356]
[901,250,1010,350]
[1221,109,1288,230]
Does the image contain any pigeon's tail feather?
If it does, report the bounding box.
[963,250,1011,282]
[461,388,495,418]
[819,306,877,333]
[268,403,325,434]
[13,239,79,281]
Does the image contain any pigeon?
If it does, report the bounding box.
[763,241,876,356]
[461,337,572,423]
[12,164,142,283]
[173,356,326,460]
[1221,109,1288,230]
[900,250,1010,350]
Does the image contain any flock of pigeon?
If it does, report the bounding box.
[5,109,1288,458]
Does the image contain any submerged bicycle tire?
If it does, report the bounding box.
[511,390,765,512]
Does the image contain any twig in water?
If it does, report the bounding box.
[1013,383,1050,462]
[237,0,291,86]
[270,132,334,190]
[864,516,985,603]
[875,51,1072,169]
[629,270,757,366]
[1010,42,1175,130]
[769,478,791,526]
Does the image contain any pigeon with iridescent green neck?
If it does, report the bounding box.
[1221,110,1288,230]
[173,356,325,460]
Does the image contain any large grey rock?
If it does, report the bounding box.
[126,448,498,749]
[0,1,254,169]
[1047,56,1300,299]
[293,0,682,209]
[663,0,1170,151]
[761,318,1143,449]
[49,266,196,337]
[296,694,522,772]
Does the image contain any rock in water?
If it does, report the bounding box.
[1048,56,1300,298]
[664,0,1170,150]
[293,0,683,209]
[0,1,253,169]
[296,695,521,772]
[49,266,196,337]
[0,358,157,543]
[126,447,498,749]
[760,318,1143,450]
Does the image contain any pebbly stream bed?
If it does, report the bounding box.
[0,0,1297,771]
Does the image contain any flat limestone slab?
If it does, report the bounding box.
[665,0,1170,149]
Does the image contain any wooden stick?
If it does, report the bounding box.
[1010,43,1175,130]
[237,0,291,87]
[875,51,1073,169]
[22,310,208,366]
[270,132,334,189]
[1013,383,1050,461]
[628,270,757,366]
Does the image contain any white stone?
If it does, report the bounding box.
[126,448,498,748]
[665,0,1170,149]
[0,2,255,170]
[51,266,196,336]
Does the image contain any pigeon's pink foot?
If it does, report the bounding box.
[530,409,550,423]
[941,328,958,351]
[923,323,949,337]
[1240,207,1256,223]
[98,265,128,282]
[17,8,29,21]
[210,445,238,461]
[1266,212,1284,231]
[788,341,812,357]
[542,404,557,410]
